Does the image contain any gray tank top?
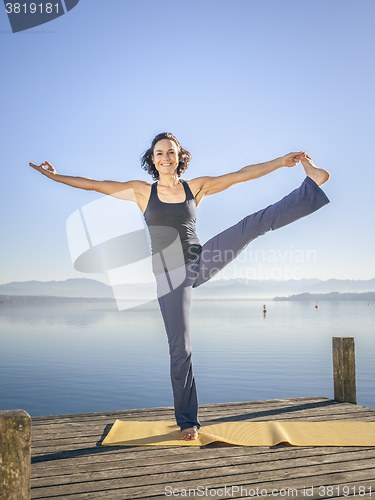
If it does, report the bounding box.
[143,179,202,274]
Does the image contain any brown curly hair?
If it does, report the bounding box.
[141,132,192,180]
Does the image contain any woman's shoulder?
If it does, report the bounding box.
[127,179,152,187]
[183,176,210,197]
[125,179,153,193]
[122,180,152,214]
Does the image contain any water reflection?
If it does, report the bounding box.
[0,300,374,415]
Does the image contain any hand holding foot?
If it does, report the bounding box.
[180,426,199,440]
[282,152,306,168]
[300,153,330,186]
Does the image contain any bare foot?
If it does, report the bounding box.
[180,426,199,440]
[301,154,330,186]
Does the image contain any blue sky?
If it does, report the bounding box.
[1,0,374,285]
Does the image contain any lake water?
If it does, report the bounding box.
[0,300,374,417]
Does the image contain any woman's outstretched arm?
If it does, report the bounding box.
[29,160,150,206]
[188,152,329,204]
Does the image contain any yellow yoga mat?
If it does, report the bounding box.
[102,420,375,447]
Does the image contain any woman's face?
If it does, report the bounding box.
[152,139,180,177]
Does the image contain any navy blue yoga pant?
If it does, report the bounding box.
[155,177,330,431]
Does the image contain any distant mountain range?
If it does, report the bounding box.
[0,277,375,302]
[274,292,375,302]
[0,278,119,299]
[0,295,114,305]
[193,277,375,299]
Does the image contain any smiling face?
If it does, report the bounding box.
[152,139,180,178]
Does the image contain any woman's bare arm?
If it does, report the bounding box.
[29,160,151,209]
[188,152,306,205]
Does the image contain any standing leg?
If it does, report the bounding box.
[193,176,329,287]
[156,270,201,435]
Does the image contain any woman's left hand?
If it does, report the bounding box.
[282,152,307,168]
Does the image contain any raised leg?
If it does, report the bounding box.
[193,176,330,288]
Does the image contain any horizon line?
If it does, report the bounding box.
[1,276,375,286]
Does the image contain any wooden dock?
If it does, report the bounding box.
[30,397,375,499]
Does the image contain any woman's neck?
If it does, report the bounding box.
[157,172,181,187]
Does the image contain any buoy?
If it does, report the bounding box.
[315,301,319,309]
[263,304,267,314]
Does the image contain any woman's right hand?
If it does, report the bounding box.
[29,160,56,177]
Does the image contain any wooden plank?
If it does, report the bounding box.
[31,447,375,487]
[33,447,352,473]
[30,451,375,486]
[34,445,374,473]
[31,397,332,423]
[29,399,375,427]
[30,399,374,434]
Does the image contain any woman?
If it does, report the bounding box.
[30,132,330,440]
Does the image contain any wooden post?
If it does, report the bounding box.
[0,409,31,500]
[332,337,357,404]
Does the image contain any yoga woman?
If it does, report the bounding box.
[30,132,330,440]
